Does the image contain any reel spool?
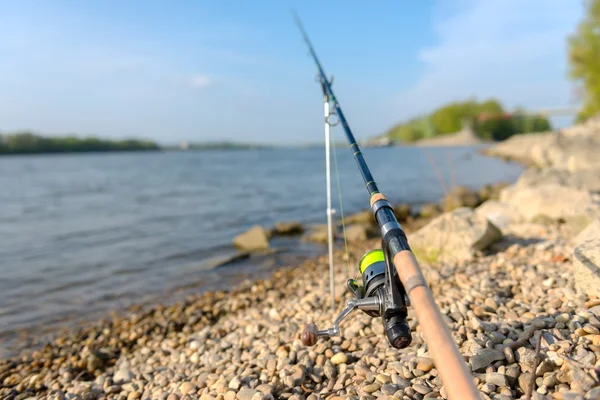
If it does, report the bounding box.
[301,246,412,349]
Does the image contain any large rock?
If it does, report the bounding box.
[477,182,509,203]
[573,219,600,247]
[203,252,250,269]
[443,186,481,211]
[409,208,502,264]
[419,203,441,219]
[233,225,270,251]
[573,239,600,298]
[500,183,599,222]
[482,132,556,166]
[272,221,304,236]
[344,224,375,242]
[392,203,412,222]
[303,224,330,244]
[511,167,600,192]
[474,200,524,230]
[483,116,600,170]
[345,210,375,225]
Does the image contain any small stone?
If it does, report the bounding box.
[503,346,515,364]
[224,392,236,400]
[324,361,336,380]
[413,384,432,394]
[180,382,196,396]
[535,359,556,376]
[485,372,508,387]
[355,365,370,376]
[585,387,600,400]
[391,374,410,388]
[416,357,435,372]
[167,395,179,400]
[585,299,600,308]
[562,393,584,400]
[362,383,380,393]
[516,347,537,372]
[127,392,141,400]
[114,368,135,384]
[255,384,273,395]
[375,373,391,384]
[236,389,257,400]
[381,384,398,396]
[105,386,121,394]
[519,373,533,394]
[331,352,348,365]
[542,374,558,388]
[481,382,496,394]
[470,348,505,371]
[228,377,241,390]
[485,298,498,310]
[556,313,570,323]
[584,324,600,334]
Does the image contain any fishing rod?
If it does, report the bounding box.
[293,13,480,400]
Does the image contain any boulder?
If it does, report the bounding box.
[500,183,599,222]
[477,183,508,203]
[483,117,600,170]
[419,203,441,219]
[511,167,600,192]
[345,210,375,225]
[392,203,412,222]
[573,218,600,247]
[303,224,330,244]
[203,252,250,269]
[443,186,481,211]
[482,132,556,166]
[272,221,304,236]
[573,239,600,299]
[474,200,524,231]
[233,225,270,251]
[344,224,375,242]
[409,208,502,264]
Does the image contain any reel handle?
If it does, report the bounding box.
[300,297,380,346]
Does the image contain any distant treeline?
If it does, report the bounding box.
[384,99,552,143]
[184,141,272,150]
[0,132,160,154]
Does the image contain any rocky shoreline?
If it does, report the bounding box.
[3,119,600,400]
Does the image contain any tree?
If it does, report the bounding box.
[568,0,600,121]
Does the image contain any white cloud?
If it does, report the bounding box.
[394,0,585,122]
[189,74,213,89]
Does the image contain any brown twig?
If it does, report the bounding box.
[525,330,543,400]
[558,353,597,371]
[566,335,579,356]
[506,327,538,350]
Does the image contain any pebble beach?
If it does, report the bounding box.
[3,118,600,400]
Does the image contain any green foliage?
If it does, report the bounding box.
[384,98,552,143]
[568,0,600,121]
[0,131,159,155]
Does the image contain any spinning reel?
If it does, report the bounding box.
[301,241,412,349]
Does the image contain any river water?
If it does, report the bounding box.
[0,145,523,352]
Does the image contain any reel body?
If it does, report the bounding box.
[302,245,412,349]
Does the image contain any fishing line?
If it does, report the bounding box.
[330,125,353,281]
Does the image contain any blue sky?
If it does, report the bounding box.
[0,1,585,144]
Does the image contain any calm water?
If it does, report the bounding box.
[0,145,523,349]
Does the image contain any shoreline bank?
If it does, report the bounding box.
[0,176,510,361]
[4,125,600,399]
